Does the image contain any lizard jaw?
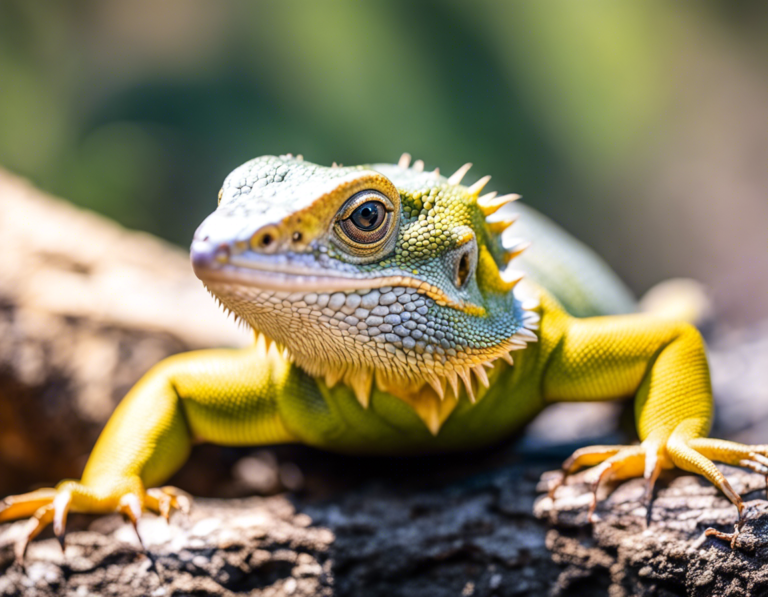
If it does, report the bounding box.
[191,240,478,313]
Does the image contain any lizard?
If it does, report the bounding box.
[2,153,766,560]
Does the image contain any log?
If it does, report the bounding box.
[2,462,768,596]
[1,168,767,596]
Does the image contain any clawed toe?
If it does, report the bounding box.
[548,445,628,501]
[573,445,646,523]
[52,490,72,551]
[2,480,193,562]
[705,526,741,548]
[549,432,768,548]
[0,488,57,523]
[15,504,55,563]
[146,486,192,522]
[0,488,61,563]
[586,464,613,523]
[738,454,768,498]
[705,501,749,549]
[547,473,566,499]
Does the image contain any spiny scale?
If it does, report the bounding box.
[349,369,373,408]
[487,214,519,235]
[446,370,460,399]
[457,368,475,403]
[500,268,525,292]
[398,153,412,169]
[426,374,445,400]
[242,316,540,438]
[503,239,531,263]
[478,193,521,216]
[448,163,472,185]
[516,327,537,341]
[256,333,273,353]
[472,364,490,389]
[468,175,491,196]
[311,319,539,435]
[325,369,343,388]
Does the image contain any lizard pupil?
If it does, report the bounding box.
[350,201,384,231]
[336,192,393,249]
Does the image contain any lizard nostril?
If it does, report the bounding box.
[250,226,280,253]
[214,244,230,264]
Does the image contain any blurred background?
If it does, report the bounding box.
[1,0,767,325]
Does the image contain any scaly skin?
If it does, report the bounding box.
[2,154,766,558]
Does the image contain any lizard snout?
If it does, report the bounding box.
[190,239,230,275]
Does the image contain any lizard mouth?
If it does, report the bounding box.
[190,240,474,311]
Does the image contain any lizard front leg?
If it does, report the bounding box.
[0,343,296,560]
[543,311,766,543]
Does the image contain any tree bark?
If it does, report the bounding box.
[3,463,768,596]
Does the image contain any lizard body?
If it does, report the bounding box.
[2,154,765,556]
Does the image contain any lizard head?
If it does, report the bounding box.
[192,154,538,432]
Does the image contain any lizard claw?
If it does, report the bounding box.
[705,499,747,549]
[547,472,566,499]
[2,480,192,561]
[15,504,55,564]
[119,493,145,549]
[52,490,72,552]
[557,445,645,524]
[584,456,636,523]
[553,430,768,548]
[548,445,629,501]
[738,454,768,499]
[146,486,192,522]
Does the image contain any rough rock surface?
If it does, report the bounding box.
[2,168,768,595]
[3,462,768,596]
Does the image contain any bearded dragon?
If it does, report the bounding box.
[2,153,765,558]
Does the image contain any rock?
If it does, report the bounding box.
[0,496,334,597]
[537,467,768,596]
[3,463,768,596]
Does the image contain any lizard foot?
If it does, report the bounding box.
[547,444,630,498]
[550,422,768,547]
[547,443,653,522]
[0,479,191,562]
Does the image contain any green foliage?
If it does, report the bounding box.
[0,1,766,311]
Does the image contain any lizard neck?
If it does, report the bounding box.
[253,297,540,435]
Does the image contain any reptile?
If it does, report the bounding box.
[2,153,766,559]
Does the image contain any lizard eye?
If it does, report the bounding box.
[341,200,387,244]
[351,201,384,231]
[217,188,223,206]
[336,190,395,248]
